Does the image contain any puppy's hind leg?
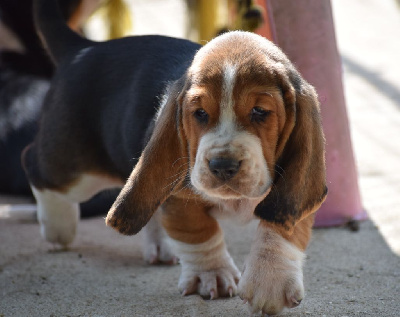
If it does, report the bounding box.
[141,207,177,264]
[22,144,123,247]
[31,186,80,248]
[33,176,123,247]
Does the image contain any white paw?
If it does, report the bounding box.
[170,231,240,299]
[39,214,78,247]
[142,236,177,265]
[178,260,240,298]
[238,228,305,315]
[141,210,177,264]
[32,187,79,247]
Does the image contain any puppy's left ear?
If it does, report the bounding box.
[106,76,189,235]
[255,73,327,235]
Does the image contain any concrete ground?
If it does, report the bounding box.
[1,0,399,316]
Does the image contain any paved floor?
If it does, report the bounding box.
[0,0,399,316]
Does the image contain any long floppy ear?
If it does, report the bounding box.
[255,73,327,235]
[106,76,189,235]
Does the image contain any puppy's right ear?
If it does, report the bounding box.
[106,76,189,235]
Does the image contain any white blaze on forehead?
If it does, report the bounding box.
[219,64,238,134]
[222,64,237,108]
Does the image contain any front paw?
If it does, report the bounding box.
[170,231,240,299]
[238,230,305,315]
[178,261,240,299]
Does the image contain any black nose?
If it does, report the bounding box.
[208,158,241,181]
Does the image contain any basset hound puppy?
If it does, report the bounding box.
[24,0,327,315]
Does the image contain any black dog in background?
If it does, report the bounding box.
[0,0,117,217]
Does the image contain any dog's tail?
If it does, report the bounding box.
[33,0,93,65]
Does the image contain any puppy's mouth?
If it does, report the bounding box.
[213,184,245,198]
[196,181,271,200]
[190,158,272,200]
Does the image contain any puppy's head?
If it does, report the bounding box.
[106,31,327,235]
[185,34,284,201]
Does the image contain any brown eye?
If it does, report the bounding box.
[251,107,271,123]
[194,108,209,124]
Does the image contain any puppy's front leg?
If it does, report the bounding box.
[162,197,240,299]
[238,214,314,315]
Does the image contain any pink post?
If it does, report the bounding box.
[265,0,367,226]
